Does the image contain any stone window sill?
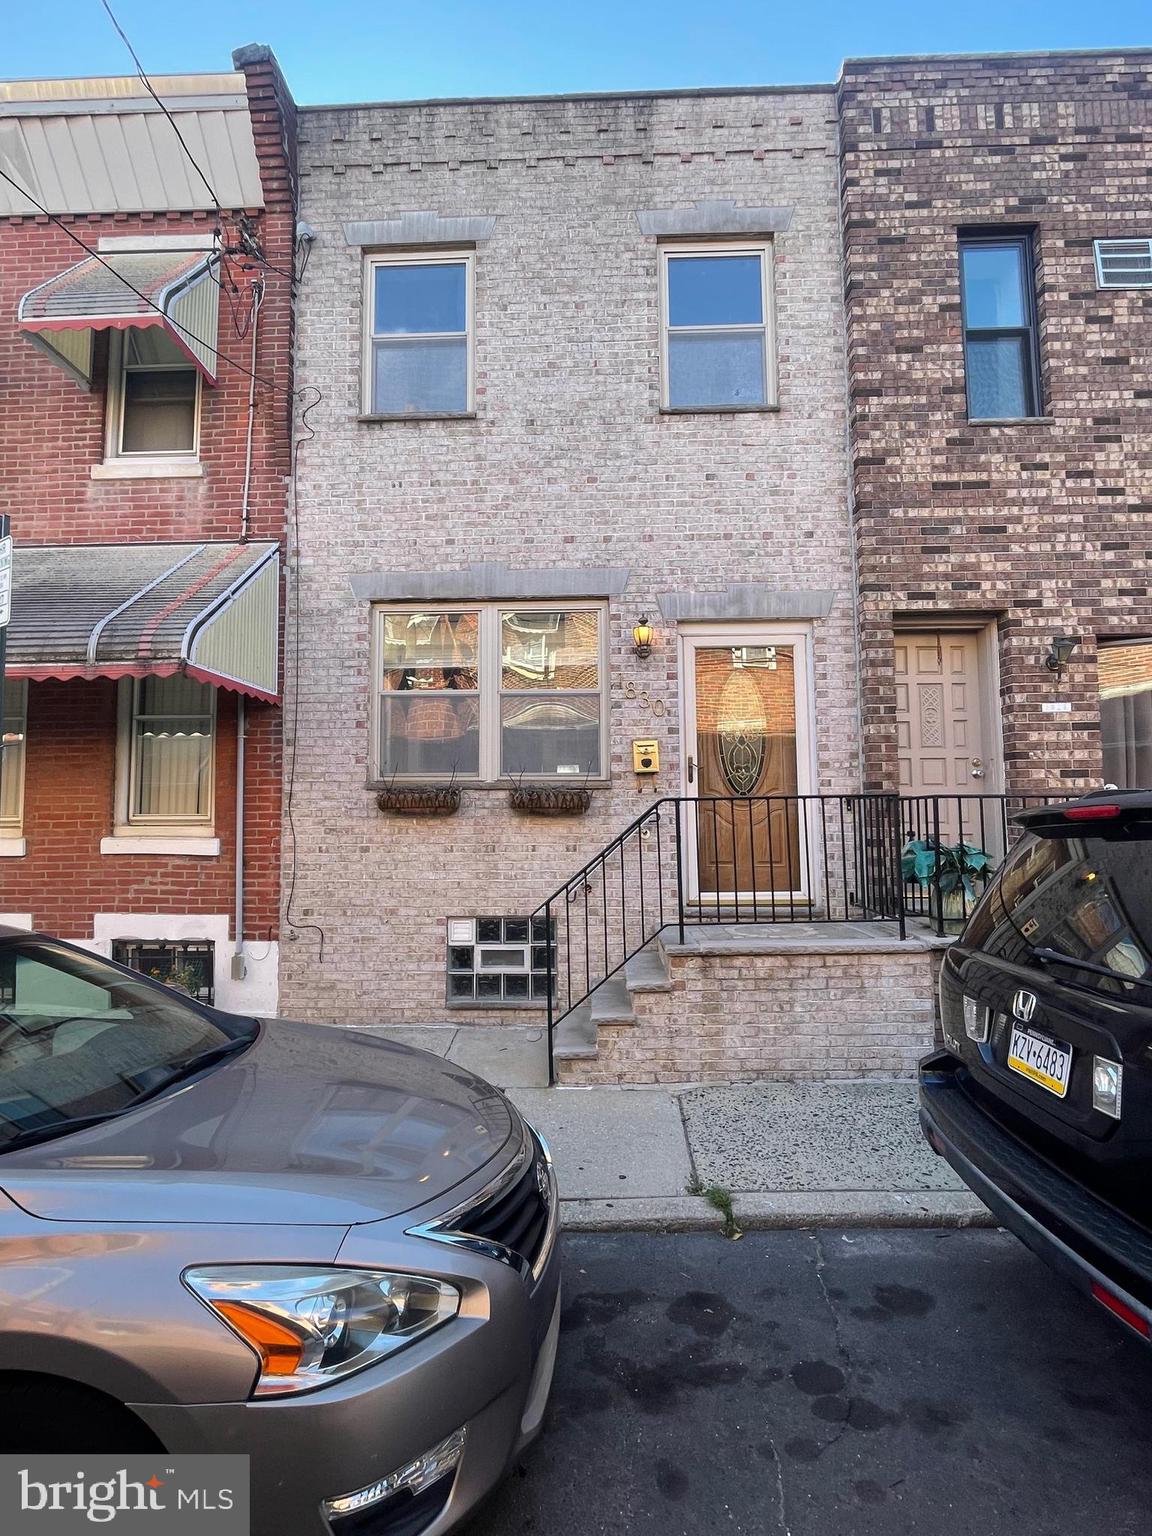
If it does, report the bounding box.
[967,417,1054,427]
[101,834,221,856]
[355,412,478,424]
[91,460,204,480]
[659,404,780,416]
[0,838,27,858]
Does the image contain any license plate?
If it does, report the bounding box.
[1007,1027,1072,1098]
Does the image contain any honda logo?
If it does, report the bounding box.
[1012,990,1038,1024]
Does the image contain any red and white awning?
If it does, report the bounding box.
[18,249,221,389]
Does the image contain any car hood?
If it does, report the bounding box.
[0,1022,516,1226]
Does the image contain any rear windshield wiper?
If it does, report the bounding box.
[1032,946,1152,988]
[0,1033,256,1156]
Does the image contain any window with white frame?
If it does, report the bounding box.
[660,243,775,410]
[0,680,27,834]
[364,253,473,416]
[120,676,216,828]
[373,605,607,782]
[106,329,200,459]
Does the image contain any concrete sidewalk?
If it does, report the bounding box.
[508,1079,994,1232]
[366,1024,993,1231]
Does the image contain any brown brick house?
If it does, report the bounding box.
[0,47,297,1012]
[838,49,1152,801]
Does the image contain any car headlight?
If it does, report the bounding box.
[183,1266,460,1397]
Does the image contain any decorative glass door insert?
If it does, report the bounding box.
[690,641,803,897]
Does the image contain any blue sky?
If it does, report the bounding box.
[7,0,1151,103]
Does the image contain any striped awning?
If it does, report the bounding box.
[6,542,279,701]
[17,249,221,389]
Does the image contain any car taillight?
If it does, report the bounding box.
[1064,804,1122,821]
[1091,1282,1150,1338]
[1092,1056,1123,1119]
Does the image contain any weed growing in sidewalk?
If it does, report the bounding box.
[704,1184,742,1241]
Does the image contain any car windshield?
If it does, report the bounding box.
[0,939,255,1151]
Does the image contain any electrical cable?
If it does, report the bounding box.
[282,385,328,962]
[98,0,223,214]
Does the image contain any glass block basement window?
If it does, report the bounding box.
[112,939,215,1005]
[446,916,554,1006]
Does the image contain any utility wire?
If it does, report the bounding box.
[0,165,287,398]
[98,0,223,214]
[97,1,301,290]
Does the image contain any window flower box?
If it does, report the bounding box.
[508,785,592,816]
[376,784,462,817]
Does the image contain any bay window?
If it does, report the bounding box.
[373,605,607,782]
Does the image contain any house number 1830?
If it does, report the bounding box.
[623,680,666,717]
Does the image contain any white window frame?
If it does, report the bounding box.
[113,677,217,836]
[370,601,609,784]
[659,241,777,411]
[103,329,202,464]
[0,680,28,837]
[362,250,475,417]
[1094,238,1152,290]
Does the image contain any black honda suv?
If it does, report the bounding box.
[920,789,1152,1342]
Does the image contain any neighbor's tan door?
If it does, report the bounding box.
[895,632,989,840]
[683,635,808,897]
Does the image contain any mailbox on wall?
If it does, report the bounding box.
[632,739,660,774]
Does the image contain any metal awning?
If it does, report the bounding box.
[17,250,221,388]
[6,542,279,701]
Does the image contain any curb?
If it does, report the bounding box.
[560,1191,996,1232]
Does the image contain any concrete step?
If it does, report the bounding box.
[624,945,672,993]
[553,1002,597,1060]
[590,975,636,1024]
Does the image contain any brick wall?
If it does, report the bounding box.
[839,51,1152,793]
[0,48,294,980]
[284,87,860,1025]
[559,944,940,1084]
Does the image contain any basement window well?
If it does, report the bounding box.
[446,916,554,1006]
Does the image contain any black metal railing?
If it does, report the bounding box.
[532,790,1067,1081]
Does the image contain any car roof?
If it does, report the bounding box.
[0,925,37,940]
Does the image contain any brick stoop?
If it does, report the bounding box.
[557,926,945,1085]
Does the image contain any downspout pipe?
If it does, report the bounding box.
[232,695,247,983]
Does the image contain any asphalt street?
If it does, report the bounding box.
[464,1229,1152,1535]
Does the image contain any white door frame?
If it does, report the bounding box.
[678,623,817,902]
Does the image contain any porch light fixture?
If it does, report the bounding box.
[1044,636,1079,676]
[632,616,654,659]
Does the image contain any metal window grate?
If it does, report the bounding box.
[1094,238,1152,289]
[112,939,214,1004]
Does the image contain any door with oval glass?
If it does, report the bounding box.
[681,628,813,900]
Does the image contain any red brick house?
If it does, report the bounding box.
[0,46,297,1012]
[839,49,1152,803]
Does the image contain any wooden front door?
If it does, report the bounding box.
[683,633,809,897]
[894,630,991,841]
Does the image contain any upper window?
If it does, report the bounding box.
[959,235,1042,420]
[373,605,606,782]
[0,680,27,834]
[1094,238,1152,290]
[1099,639,1152,790]
[122,676,216,828]
[108,329,200,459]
[661,244,775,411]
[364,253,473,416]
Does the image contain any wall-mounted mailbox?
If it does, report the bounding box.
[632,739,660,774]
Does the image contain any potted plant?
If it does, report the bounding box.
[901,837,993,931]
[508,783,593,816]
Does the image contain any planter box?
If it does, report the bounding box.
[376,785,462,817]
[509,785,593,816]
